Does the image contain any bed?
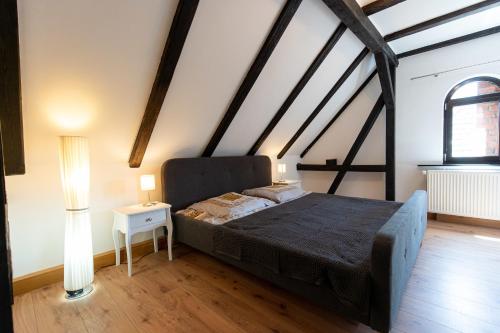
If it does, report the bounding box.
[162,155,427,333]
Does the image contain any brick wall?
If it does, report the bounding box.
[478,82,499,156]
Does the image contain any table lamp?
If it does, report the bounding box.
[277,163,286,182]
[140,174,156,206]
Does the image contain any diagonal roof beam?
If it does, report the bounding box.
[129,0,199,168]
[300,70,377,158]
[328,94,385,194]
[247,23,347,156]
[362,0,407,16]
[322,0,398,65]
[201,0,302,157]
[385,0,500,42]
[277,47,370,159]
[398,24,500,59]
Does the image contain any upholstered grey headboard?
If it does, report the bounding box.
[162,156,272,211]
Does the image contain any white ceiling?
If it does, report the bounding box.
[367,0,500,54]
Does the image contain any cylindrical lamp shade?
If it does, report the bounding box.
[59,136,93,297]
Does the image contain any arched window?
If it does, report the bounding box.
[444,76,500,164]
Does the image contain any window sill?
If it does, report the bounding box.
[418,164,500,172]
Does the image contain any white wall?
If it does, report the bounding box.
[395,33,500,201]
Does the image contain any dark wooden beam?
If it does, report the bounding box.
[0,0,25,176]
[398,24,500,59]
[328,95,385,194]
[129,0,199,168]
[326,158,338,165]
[362,0,407,16]
[247,23,346,155]
[386,63,396,201]
[322,0,398,65]
[375,53,394,108]
[202,0,302,157]
[0,133,14,332]
[277,48,370,159]
[385,0,500,42]
[375,52,396,200]
[300,70,377,158]
[297,163,386,172]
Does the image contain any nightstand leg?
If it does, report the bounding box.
[112,228,120,266]
[167,217,173,261]
[153,228,158,253]
[125,234,132,277]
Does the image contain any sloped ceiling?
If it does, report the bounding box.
[370,0,500,53]
[139,0,500,165]
[18,0,499,167]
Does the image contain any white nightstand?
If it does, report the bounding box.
[112,202,172,276]
[272,179,302,187]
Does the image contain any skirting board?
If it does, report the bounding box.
[13,237,167,296]
[428,212,500,229]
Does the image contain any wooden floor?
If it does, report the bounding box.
[12,220,500,333]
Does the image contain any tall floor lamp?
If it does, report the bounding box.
[59,136,93,299]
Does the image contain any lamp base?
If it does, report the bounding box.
[65,285,93,300]
[142,201,158,207]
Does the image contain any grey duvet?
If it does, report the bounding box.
[213,193,402,314]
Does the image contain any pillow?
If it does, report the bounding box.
[243,184,307,203]
[187,192,275,219]
[176,207,228,225]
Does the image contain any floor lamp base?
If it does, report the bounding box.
[65,285,93,300]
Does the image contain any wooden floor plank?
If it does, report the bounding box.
[97,266,194,333]
[147,254,305,333]
[12,292,38,333]
[72,282,139,333]
[393,310,461,333]
[12,220,500,333]
[400,296,499,333]
[128,261,245,333]
[31,282,88,333]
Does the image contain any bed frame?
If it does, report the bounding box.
[162,155,427,333]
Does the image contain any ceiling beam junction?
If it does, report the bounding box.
[322,0,398,65]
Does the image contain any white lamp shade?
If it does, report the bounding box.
[140,174,156,191]
[278,163,287,173]
[59,136,93,293]
[59,136,90,210]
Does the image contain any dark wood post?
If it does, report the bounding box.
[0,0,25,176]
[0,131,13,332]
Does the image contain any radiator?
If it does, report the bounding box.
[427,170,500,220]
